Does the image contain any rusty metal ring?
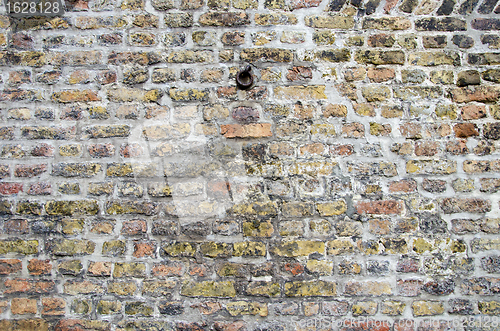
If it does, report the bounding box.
[236,65,253,90]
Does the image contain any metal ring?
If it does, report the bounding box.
[236,65,253,90]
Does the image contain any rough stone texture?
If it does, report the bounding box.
[0,0,498,329]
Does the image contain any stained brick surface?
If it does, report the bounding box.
[0,0,499,329]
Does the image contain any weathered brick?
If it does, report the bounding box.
[107,87,161,102]
[46,239,95,256]
[440,197,491,214]
[412,301,444,316]
[199,12,250,26]
[345,281,392,296]
[416,18,466,31]
[271,241,324,257]
[45,200,98,216]
[181,281,236,297]
[5,278,55,294]
[305,15,354,29]
[355,50,405,65]
[356,200,403,215]
[363,17,411,30]
[240,48,292,62]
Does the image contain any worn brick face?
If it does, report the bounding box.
[0,0,498,328]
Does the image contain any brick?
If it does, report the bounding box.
[83,125,130,138]
[440,198,491,214]
[181,280,236,297]
[11,298,37,314]
[305,15,354,29]
[255,13,297,26]
[285,280,336,297]
[356,200,403,215]
[21,126,76,140]
[107,87,161,102]
[344,281,392,296]
[0,259,22,275]
[108,51,161,65]
[52,163,102,177]
[46,239,95,255]
[363,17,411,30]
[355,50,405,65]
[416,18,466,31]
[45,200,98,216]
[412,301,444,316]
[42,298,65,316]
[27,259,51,275]
[199,12,250,26]
[75,17,126,29]
[5,278,55,294]
[240,48,292,62]
[221,124,272,138]
[51,90,100,103]
[449,86,500,103]
[409,52,460,66]
[0,183,22,195]
[271,241,324,257]
[478,301,500,315]
[113,262,146,278]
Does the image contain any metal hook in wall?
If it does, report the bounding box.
[236,64,254,90]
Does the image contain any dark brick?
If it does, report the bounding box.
[416,18,466,31]
[436,0,456,15]
[452,35,474,48]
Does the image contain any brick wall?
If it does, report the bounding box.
[0,0,499,329]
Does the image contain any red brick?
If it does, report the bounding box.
[88,143,115,158]
[394,320,415,331]
[367,67,395,82]
[454,123,479,138]
[291,0,321,9]
[41,297,65,316]
[415,141,439,156]
[283,262,305,276]
[287,66,313,81]
[342,123,365,138]
[220,123,272,138]
[133,241,156,258]
[88,261,112,277]
[121,220,147,235]
[152,262,185,277]
[0,182,23,195]
[97,70,117,84]
[330,144,354,156]
[9,70,31,84]
[11,298,37,315]
[299,143,325,156]
[389,179,417,193]
[27,182,52,195]
[188,263,208,277]
[31,143,55,157]
[4,279,55,294]
[461,104,486,120]
[339,320,391,331]
[27,259,52,275]
[14,164,47,178]
[356,200,403,215]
